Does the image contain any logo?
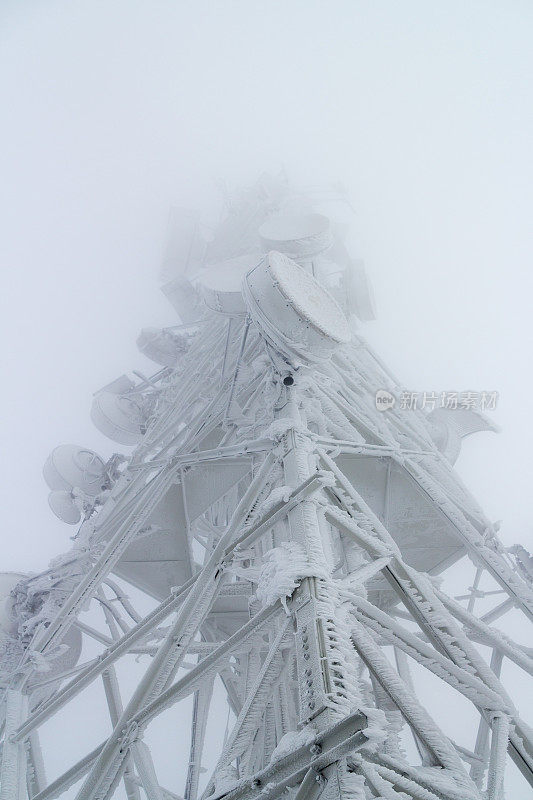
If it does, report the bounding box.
[375,389,395,411]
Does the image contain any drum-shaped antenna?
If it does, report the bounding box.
[196,254,261,315]
[91,392,144,446]
[243,251,351,361]
[136,327,187,367]
[259,213,331,259]
[48,490,82,524]
[43,445,106,497]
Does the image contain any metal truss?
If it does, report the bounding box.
[1,182,532,800]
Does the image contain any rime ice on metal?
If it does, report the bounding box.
[1,176,532,800]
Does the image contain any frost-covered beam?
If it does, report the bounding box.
[102,667,142,800]
[22,463,183,668]
[353,757,454,800]
[349,598,509,712]
[291,767,327,800]
[348,618,478,796]
[32,605,280,800]
[209,709,369,800]
[205,618,291,795]
[381,563,533,787]
[317,437,437,458]
[31,745,103,800]
[131,741,165,800]
[480,598,515,625]
[321,447,532,788]
[25,455,283,794]
[130,603,282,729]
[0,690,28,800]
[230,472,329,553]
[404,460,533,623]
[323,505,395,560]
[74,567,227,800]
[133,320,233,457]
[436,590,533,676]
[185,678,214,800]
[323,444,533,631]
[359,753,475,800]
[129,438,274,472]
[13,575,199,742]
[26,731,46,797]
[75,620,114,646]
[486,714,510,800]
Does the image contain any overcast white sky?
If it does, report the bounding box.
[1,0,533,568]
[0,1,532,796]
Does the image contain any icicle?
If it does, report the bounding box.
[255,543,328,610]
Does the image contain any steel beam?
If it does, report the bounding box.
[209,709,368,800]
[0,690,28,800]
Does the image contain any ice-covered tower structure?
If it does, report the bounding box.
[1,177,533,800]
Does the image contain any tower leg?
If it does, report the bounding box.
[0,690,28,800]
[280,399,369,799]
[26,731,46,797]
[185,678,214,800]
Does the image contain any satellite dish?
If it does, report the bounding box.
[96,374,135,396]
[243,251,351,361]
[259,213,331,259]
[48,490,82,524]
[196,254,261,315]
[136,327,190,368]
[428,408,498,464]
[43,445,106,497]
[91,392,144,446]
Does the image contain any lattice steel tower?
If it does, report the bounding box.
[1,178,532,800]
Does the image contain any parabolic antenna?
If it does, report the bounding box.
[48,490,82,525]
[243,251,351,360]
[259,212,331,259]
[428,407,498,464]
[43,445,106,497]
[136,327,185,368]
[196,253,261,315]
[91,392,144,446]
